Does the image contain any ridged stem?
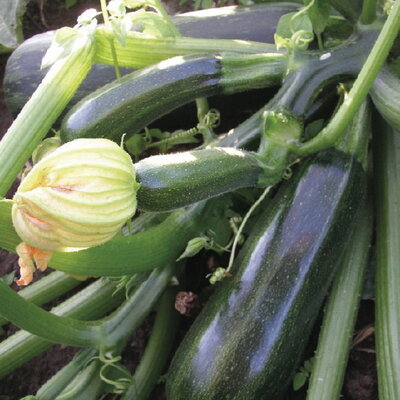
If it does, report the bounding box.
[54,359,104,400]
[370,66,400,132]
[0,200,208,276]
[0,271,81,327]
[121,287,180,400]
[36,348,98,400]
[373,117,400,399]
[0,278,123,378]
[0,263,174,349]
[94,28,279,68]
[306,198,373,400]
[360,0,377,24]
[295,1,400,155]
[0,33,95,198]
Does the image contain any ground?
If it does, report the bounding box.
[0,1,378,399]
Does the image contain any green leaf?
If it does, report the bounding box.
[274,11,313,50]
[41,27,81,68]
[0,0,29,54]
[32,137,61,164]
[125,133,147,160]
[128,9,178,38]
[176,237,209,261]
[65,0,78,9]
[293,372,308,391]
[304,0,331,35]
[111,14,133,46]
[108,0,126,17]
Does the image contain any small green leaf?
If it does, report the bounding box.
[32,137,61,164]
[293,372,308,391]
[108,0,126,17]
[125,133,147,160]
[176,237,209,261]
[128,10,178,37]
[76,8,99,26]
[65,0,78,9]
[110,14,132,46]
[304,0,331,35]
[41,27,81,68]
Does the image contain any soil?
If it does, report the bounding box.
[0,1,378,399]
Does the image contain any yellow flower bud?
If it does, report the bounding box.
[12,138,139,253]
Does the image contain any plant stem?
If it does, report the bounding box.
[0,263,174,349]
[100,0,121,79]
[0,271,81,327]
[360,0,377,24]
[0,33,95,198]
[121,287,180,400]
[294,1,400,155]
[373,117,400,399]
[306,198,373,400]
[36,348,98,400]
[0,278,123,378]
[0,200,209,277]
[94,28,279,68]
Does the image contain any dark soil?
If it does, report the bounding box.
[0,1,378,399]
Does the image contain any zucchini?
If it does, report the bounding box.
[3,2,298,117]
[370,65,400,131]
[59,52,285,143]
[166,148,366,400]
[135,147,264,211]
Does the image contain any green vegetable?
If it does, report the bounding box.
[3,2,298,116]
[166,146,367,399]
[59,52,285,143]
[135,147,264,211]
[373,117,400,399]
[370,65,400,131]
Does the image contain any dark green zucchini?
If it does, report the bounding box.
[166,148,366,400]
[3,2,299,117]
[370,65,400,132]
[59,52,285,143]
[135,147,264,211]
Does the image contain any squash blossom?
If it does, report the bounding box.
[11,138,140,285]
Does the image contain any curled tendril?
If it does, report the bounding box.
[283,166,293,180]
[291,30,314,51]
[87,351,133,394]
[202,109,221,129]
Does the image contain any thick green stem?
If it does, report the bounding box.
[0,200,208,277]
[0,271,81,327]
[100,0,121,79]
[36,348,98,400]
[374,117,400,399]
[121,287,180,400]
[360,0,377,24]
[0,278,123,378]
[306,199,373,400]
[98,263,176,351]
[94,28,278,68]
[294,1,400,155]
[54,359,105,400]
[0,33,95,198]
[0,263,174,349]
